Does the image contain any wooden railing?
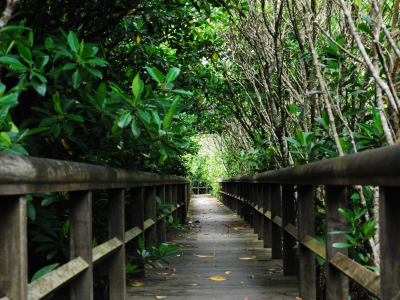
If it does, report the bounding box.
[0,153,190,300]
[218,143,400,300]
[192,180,212,194]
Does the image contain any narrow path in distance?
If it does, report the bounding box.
[127,194,299,300]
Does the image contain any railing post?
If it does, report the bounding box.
[249,183,254,229]
[297,185,316,299]
[271,184,282,259]
[257,184,264,241]
[108,189,125,300]
[253,184,259,235]
[263,184,272,248]
[130,187,145,277]
[156,185,166,243]
[380,186,400,299]
[282,185,296,275]
[166,185,173,241]
[325,185,348,298]
[172,185,178,228]
[0,195,28,300]
[70,191,93,300]
[145,186,157,246]
[237,183,242,217]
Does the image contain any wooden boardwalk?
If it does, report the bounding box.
[127,195,299,300]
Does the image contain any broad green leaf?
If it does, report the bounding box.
[163,96,181,130]
[0,106,9,125]
[61,220,69,238]
[27,201,36,220]
[85,67,103,79]
[72,70,82,89]
[67,31,79,53]
[97,82,107,103]
[31,263,59,283]
[372,106,382,133]
[31,77,46,96]
[35,56,49,70]
[53,94,62,114]
[0,93,18,107]
[45,37,55,52]
[118,112,132,128]
[17,42,32,64]
[112,120,123,135]
[26,127,49,136]
[68,115,84,122]
[137,109,150,124]
[151,110,161,129]
[81,48,95,60]
[170,89,193,95]
[131,119,141,138]
[132,73,144,104]
[0,132,11,146]
[0,56,24,67]
[332,243,352,248]
[145,66,164,83]
[166,67,180,83]
[85,58,108,67]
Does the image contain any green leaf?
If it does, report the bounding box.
[170,89,193,95]
[17,42,32,64]
[0,106,9,125]
[306,90,322,95]
[132,73,144,104]
[31,263,59,283]
[35,56,50,70]
[85,66,103,79]
[61,220,69,238]
[0,93,19,107]
[0,56,24,67]
[372,106,382,133]
[81,48,95,60]
[53,94,62,115]
[358,23,371,34]
[137,109,151,124]
[332,243,352,248]
[163,96,181,130]
[131,119,141,138]
[27,201,36,220]
[118,112,132,128]
[151,110,161,129]
[45,37,55,52]
[68,114,84,122]
[112,120,123,136]
[25,127,49,136]
[0,132,11,146]
[166,67,180,83]
[32,235,55,243]
[67,31,79,53]
[146,66,164,83]
[85,58,108,67]
[283,136,301,147]
[97,82,107,103]
[31,77,46,96]
[72,70,82,89]
[62,63,77,70]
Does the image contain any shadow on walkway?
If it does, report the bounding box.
[127,195,299,300]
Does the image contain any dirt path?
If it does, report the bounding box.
[127,194,299,300]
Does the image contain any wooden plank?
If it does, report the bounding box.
[156,185,166,243]
[69,191,93,300]
[284,223,299,240]
[0,195,28,300]
[130,187,145,278]
[145,186,157,246]
[28,257,89,300]
[263,184,272,248]
[171,185,178,229]
[301,235,326,259]
[108,189,125,300]
[325,185,348,299]
[330,252,380,298]
[380,186,400,300]
[144,218,155,230]
[271,184,282,259]
[92,238,123,265]
[282,185,296,275]
[297,185,316,299]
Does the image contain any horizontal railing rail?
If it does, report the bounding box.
[218,143,400,300]
[0,153,190,300]
[192,180,212,194]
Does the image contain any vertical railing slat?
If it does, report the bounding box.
[282,185,296,276]
[271,184,282,259]
[145,186,157,246]
[263,184,272,249]
[0,195,28,300]
[156,185,166,243]
[257,184,264,240]
[108,189,126,300]
[166,185,173,241]
[380,186,400,300]
[297,185,316,299]
[130,187,145,277]
[70,191,93,300]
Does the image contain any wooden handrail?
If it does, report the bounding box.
[218,143,400,300]
[0,153,190,300]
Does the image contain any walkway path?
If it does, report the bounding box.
[127,195,299,300]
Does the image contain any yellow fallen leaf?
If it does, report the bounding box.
[263,297,270,299]
[189,284,198,286]
[203,260,208,263]
[193,254,214,257]
[129,282,144,286]
[222,244,228,246]
[208,276,227,281]
[225,271,231,274]
[212,52,217,59]
[157,272,170,275]
[195,275,199,277]
[239,257,255,260]
[155,297,166,299]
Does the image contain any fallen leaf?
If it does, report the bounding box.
[193,254,214,257]
[214,221,218,223]
[171,268,176,271]
[225,271,231,274]
[263,297,270,299]
[282,291,288,295]
[223,244,228,246]
[157,273,170,275]
[189,284,198,286]
[208,276,227,281]
[155,297,166,299]
[203,260,208,263]
[229,223,236,226]
[239,257,255,260]
[195,275,199,277]
[296,298,302,300]
[129,282,144,287]
[250,275,254,278]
